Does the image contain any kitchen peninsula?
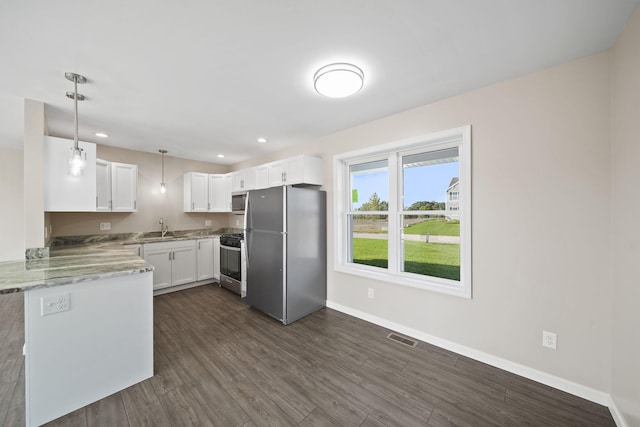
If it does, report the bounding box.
[0,244,154,427]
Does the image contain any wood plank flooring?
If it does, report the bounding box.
[0,285,615,426]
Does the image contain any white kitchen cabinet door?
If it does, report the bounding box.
[231,168,256,193]
[268,155,323,187]
[254,164,269,190]
[184,172,209,212]
[196,238,214,281]
[143,247,172,290]
[208,174,231,212]
[267,160,285,187]
[96,159,111,212]
[44,136,97,212]
[144,240,197,289]
[111,162,137,212]
[213,237,220,280]
[171,245,197,286]
[231,170,244,193]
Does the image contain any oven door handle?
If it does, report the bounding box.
[220,245,241,252]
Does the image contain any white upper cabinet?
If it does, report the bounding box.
[253,164,269,190]
[96,159,111,212]
[208,174,231,212]
[44,136,97,212]
[96,160,138,212]
[267,155,323,187]
[231,168,256,193]
[184,172,209,212]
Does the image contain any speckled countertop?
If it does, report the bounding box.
[0,228,242,294]
[50,227,240,246]
[0,243,153,294]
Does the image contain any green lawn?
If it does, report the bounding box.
[403,218,459,236]
[352,238,460,281]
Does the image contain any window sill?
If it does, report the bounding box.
[334,262,471,299]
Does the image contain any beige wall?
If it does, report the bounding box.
[242,53,614,394]
[0,147,25,261]
[50,145,235,236]
[23,99,46,249]
[611,5,640,425]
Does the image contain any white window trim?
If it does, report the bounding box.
[333,125,472,298]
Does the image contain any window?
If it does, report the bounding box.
[334,126,471,298]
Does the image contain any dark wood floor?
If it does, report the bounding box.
[0,285,615,427]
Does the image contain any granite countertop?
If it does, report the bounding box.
[0,243,154,294]
[0,228,242,294]
[50,227,241,246]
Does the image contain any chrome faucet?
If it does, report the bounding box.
[159,218,169,238]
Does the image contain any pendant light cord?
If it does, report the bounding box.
[73,75,79,150]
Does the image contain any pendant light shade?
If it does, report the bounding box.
[65,72,87,177]
[159,149,167,193]
[314,63,364,98]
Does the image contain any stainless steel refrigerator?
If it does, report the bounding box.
[244,186,326,325]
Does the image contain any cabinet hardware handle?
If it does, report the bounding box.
[169,252,171,261]
[134,200,137,210]
[208,202,211,211]
[192,201,195,211]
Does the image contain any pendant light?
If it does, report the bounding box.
[159,149,167,193]
[65,72,87,177]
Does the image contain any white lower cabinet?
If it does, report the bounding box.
[143,240,197,290]
[196,238,214,281]
[213,237,220,280]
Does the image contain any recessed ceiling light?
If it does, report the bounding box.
[217,154,225,158]
[95,132,108,138]
[257,137,267,143]
[314,63,364,98]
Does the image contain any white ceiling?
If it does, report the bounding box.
[0,0,637,165]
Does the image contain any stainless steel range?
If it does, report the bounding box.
[219,232,245,295]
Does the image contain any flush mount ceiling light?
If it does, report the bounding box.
[65,72,87,176]
[159,149,167,193]
[95,132,108,138]
[313,63,364,98]
[257,137,267,143]
[217,154,225,158]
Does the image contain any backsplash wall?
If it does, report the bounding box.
[50,144,234,236]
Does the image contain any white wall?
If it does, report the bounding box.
[0,147,25,261]
[611,5,640,425]
[23,99,46,249]
[239,52,614,396]
[50,144,233,236]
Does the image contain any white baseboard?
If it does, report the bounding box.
[326,301,612,409]
[608,396,629,427]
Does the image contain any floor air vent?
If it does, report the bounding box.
[387,332,417,348]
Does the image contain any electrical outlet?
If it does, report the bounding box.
[368,288,375,299]
[100,222,111,231]
[205,220,212,226]
[41,293,71,316]
[542,331,557,350]
[236,219,240,226]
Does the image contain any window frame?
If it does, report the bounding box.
[333,125,472,298]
